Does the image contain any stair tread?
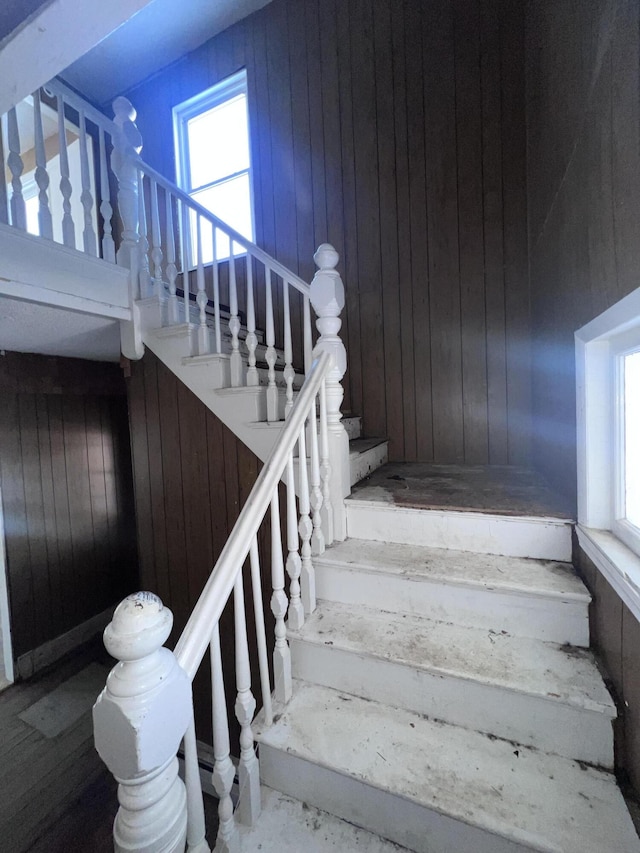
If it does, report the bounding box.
[255,682,640,853]
[315,538,589,600]
[349,437,387,456]
[288,601,614,715]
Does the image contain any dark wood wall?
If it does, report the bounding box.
[0,352,138,662]
[122,0,531,466]
[526,0,640,795]
[526,0,640,508]
[126,350,275,744]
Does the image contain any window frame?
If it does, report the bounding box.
[172,69,254,262]
[575,285,640,620]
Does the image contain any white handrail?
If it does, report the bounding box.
[174,349,331,679]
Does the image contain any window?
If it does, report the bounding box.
[576,286,640,619]
[173,70,253,262]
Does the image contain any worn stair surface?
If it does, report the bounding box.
[254,681,639,853]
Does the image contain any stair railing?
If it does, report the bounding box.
[94,349,333,853]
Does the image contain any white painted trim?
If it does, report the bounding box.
[576,525,640,624]
[0,0,158,117]
[16,605,114,679]
[0,487,14,684]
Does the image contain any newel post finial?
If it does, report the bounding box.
[93,592,192,853]
[310,243,350,541]
[111,97,143,273]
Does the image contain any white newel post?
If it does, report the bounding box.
[309,244,350,542]
[112,97,143,275]
[94,593,193,853]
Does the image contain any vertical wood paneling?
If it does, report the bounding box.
[0,353,137,661]
[124,0,530,465]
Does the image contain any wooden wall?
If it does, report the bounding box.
[526,0,640,508]
[122,0,531,466]
[0,352,138,663]
[526,0,640,795]
[126,349,275,744]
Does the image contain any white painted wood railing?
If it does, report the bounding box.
[1,77,118,261]
[94,350,334,852]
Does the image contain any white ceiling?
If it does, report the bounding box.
[0,296,122,362]
[61,0,271,107]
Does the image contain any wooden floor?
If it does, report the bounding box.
[351,463,574,519]
[0,639,117,853]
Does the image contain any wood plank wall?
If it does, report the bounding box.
[120,0,531,466]
[126,349,276,745]
[526,0,640,794]
[0,352,138,663]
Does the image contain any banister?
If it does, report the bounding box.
[174,349,331,679]
[131,156,311,297]
[45,77,118,137]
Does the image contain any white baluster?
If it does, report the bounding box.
[138,171,152,297]
[56,94,75,248]
[285,454,304,631]
[7,107,26,230]
[195,215,210,355]
[211,226,222,353]
[234,570,261,826]
[210,624,240,853]
[310,244,349,541]
[0,116,9,225]
[93,593,191,853]
[183,715,211,853]
[319,378,334,547]
[78,109,97,255]
[33,90,52,239]
[180,200,191,323]
[166,192,180,324]
[245,256,259,386]
[99,130,115,262]
[229,246,243,386]
[297,423,315,614]
[150,179,164,286]
[304,294,313,375]
[283,281,294,417]
[265,267,278,422]
[249,535,273,727]
[270,491,292,704]
[112,97,142,270]
[309,395,325,556]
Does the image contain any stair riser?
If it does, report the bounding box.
[289,640,614,767]
[346,502,573,561]
[349,442,388,486]
[259,746,537,853]
[314,563,590,646]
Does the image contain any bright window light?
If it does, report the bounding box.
[624,350,640,529]
[173,71,253,264]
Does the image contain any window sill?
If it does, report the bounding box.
[576,524,640,622]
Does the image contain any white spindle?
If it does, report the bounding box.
[245,257,259,386]
[270,491,292,704]
[196,215,211,355]
[234,570,261,826]
[265,268,279,422]
[319,378,334,547]
[229,246,243,386]
[137,171,152,297]
[150,179,164,285]
[33,90,52,239]
[78,109,97,255]
[210,624,239,853]
[211,226,222,353]
[7,107,26,231]
[56,95,75,248]
[304,294,313,375]
[180,200,191,323]
[309,396,325,556]
[249,535,272,727]
[285,454,304,630]
[183,715,211,853]
[166,192,180,323]
[297,422,315,615]
[310,244,349,541]
[0,117,9,225]
[98,130,115,262]
[283,281,294,417]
